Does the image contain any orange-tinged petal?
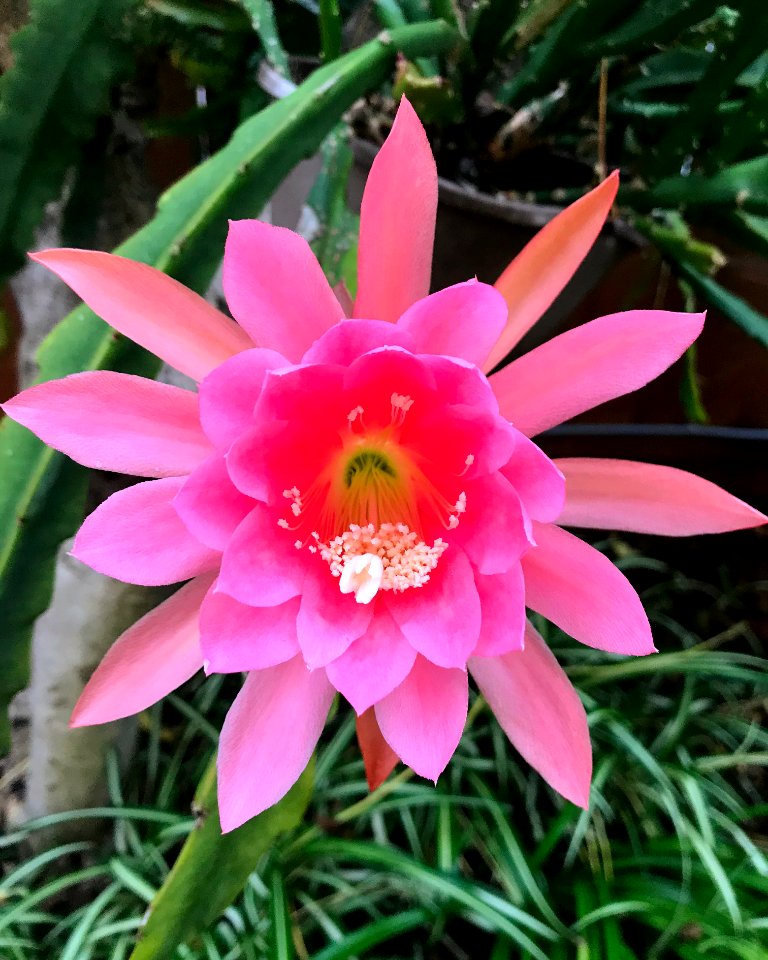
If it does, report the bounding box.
[356,708,399,791]
[485,171,619,370]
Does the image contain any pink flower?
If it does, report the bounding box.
[4,99,765,832]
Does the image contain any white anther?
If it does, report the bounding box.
[347,405,364,423]
[338,552,384,604]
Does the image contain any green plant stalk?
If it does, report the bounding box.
[0,18,461,753]
[319,0,343,62]
[128,756,314,960]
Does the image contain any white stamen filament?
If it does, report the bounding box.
[339,552,384,604]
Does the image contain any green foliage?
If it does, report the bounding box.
[0,0,134,283]
[0,18,460,754]
[307,126,360,288]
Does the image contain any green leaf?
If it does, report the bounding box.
[128,756,314,960]
[648,156,768,215]
[0,18,460,753]
[0,0,134,282]
[311,908,431,960]
[238,0,290,75]
[656,0,768,172]
[583,0,720,58]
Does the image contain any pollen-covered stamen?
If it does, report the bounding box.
[317,523,448,595]
[390,392,414,425]
[347,405,365,432]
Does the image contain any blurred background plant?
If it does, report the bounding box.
[0,1,766,958]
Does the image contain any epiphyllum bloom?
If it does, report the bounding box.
[4,99,765,832]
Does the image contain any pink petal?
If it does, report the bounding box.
[223,219,343,361]
[344,347,436,429]
[217,657,334,831]
[521,523,655,655]
[557,458,768,535]
[356,709,399,790]
[302,319,413,365]
[492,309,705,437]
[198,348,288,452]
[501,433,565,523]
[354,96,437,323]
[31,249,252,381]
[2,372,211,478]
[425,354,499,416]
[387,547,480,668]
[375,655,467,782]
[410,404,516,483]
[217,505,306,607]
[486,172,619,369]
[451,473,528,575]
[296,565,374,669]
[173,455,254,551]
[326,607,416,714]
[473,566,526,657]
[396,280,508,367]
[470,621,592,807]
[72,477,220,586]
[200,592,300,672]
[70,573,214,726]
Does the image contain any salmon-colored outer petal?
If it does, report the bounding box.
[1,372,211,478]
[492,310,705,437]
[470,621,592,808]
[70,573,214,727]
[31,250,252,381]
[217,658,334,832]
[375,655,468,782]
[72,478,220,586]
[557,458,768,535]
[522,522,655,655]
[486,172,619,369]
[354,96,437,322]
[223,220,343,361]
[356,708,398,791]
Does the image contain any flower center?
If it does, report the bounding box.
[278,394,467,603]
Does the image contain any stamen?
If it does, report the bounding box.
[390,393,414,425]
[316,523,449,594]
[347,405,365,431]
[457,454,475,477]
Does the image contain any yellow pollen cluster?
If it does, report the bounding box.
[313,523,448,592]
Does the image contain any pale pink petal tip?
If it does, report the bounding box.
[217,658,334,832]
[471,623,592,808]
[557,458,768,535]
[522,523,656,656]
[70,573,213,727]
[375,656,468,782]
